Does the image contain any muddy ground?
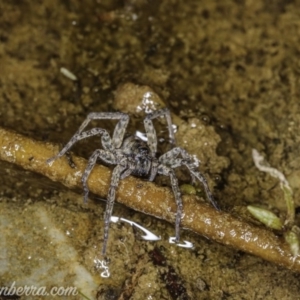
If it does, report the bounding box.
[1,1,300,299]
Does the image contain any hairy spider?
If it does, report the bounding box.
[47,108,218,255]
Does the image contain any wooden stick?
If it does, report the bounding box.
[0,127,299,271]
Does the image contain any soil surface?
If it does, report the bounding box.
[1,1,300,299]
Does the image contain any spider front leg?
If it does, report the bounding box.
[81,149,117,203]
[47,128,111,165]
[144,108,176,156]
[47,112,129,164]
[157,164,183,244]
[144,108,176,181]
[102,163,126,255]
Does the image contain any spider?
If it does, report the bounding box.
[47,108,218,255]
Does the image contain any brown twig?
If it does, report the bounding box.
[0,127,300,272]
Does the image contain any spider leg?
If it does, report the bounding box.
[144,108,176,156]
[75,112,130,149]
[119,161,135,179]
[159,147,219,210]
[148,160,159,182]
[102,163,127,255]
[82,149,117,203]
[158,147,182,167]
[144,108,175,181]
[157,165,183,244]
[47,128,111,164]
[188,170,219,210]
[47,112,129,164]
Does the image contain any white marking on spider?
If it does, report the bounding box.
[135,130,148,142]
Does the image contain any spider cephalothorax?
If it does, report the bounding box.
[47,108,218,255]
